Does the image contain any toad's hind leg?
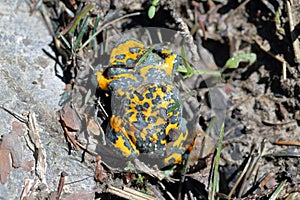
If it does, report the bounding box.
[107,115,139,158]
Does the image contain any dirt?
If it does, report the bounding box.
[0,0,299,199]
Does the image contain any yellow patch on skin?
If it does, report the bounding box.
[127,109,137,122]
[165,123,179,138]
[114,135,131,157]
[173,131,188,148]
[155,117,166,127]
[119,128,139,154]
[110,115,122,132]
[113,73,139,82]
[111,115,139,156]
[114,135,133,157]
[139,129,148,141]
[160,139,167,145]
[151,133,158,143]
[161,48,172,54]
[160,48,177,69]
[164,153,182,165]
[117,88,125,96]
[96,71,110,91]
[139,64,173,79]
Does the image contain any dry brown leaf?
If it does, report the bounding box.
[12,121,26,136]
[0,141,11,184]
[4,129,22,168]
[21,160,35,171]
[94,156,108,183]
[60,103,81,131]
[0,121,28,184]
[85,114,101,136]
[187,131,215,170]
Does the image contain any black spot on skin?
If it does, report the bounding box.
[143,102,149,108]
[146,92,153,99]
[129,47,141,54]
[145,86,156,99]
[152,95,161,105]
[115,54,126,60]
[159,85,167,93]
[127,111,134,118]
[133,113,147,130]
[149,87,156,93]
[169,115,179,124]
[136,112,146,121]
[129,94,134,99]
[134,91,144,101]
[148,116,157,124]
[126,58,136,65]
[135,104,143,111]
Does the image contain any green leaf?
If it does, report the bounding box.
[58,33,71,49]
[177,65,188,73]
[179,46,221,78]
[210,123,225,200]
[148,6,156,19]
[67,4,94,34]
[74,17,90,51]
[59,90,72,106]
[180,46,194,78]
[152,0,160,6]
[167,100,181,114]
[223,53,256,71]
[269,179,287,200]
[167,91,196,114]
[136,45,155,66]
[89,15,101,49]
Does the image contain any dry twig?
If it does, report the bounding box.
[106,185,157,200]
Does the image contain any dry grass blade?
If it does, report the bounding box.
[0,105,28,124]
[269,179,287,200]
[227,155,252,199]
[79,12,141,51]
[106,185,157,200]
[272,140,300,147]
[210,123,225,200]
[252,36,287,80]
[74,17,90,50]
[133,159,177,182]
[237,139,266,197]
[26,112,47,185]
[60,3,94,35]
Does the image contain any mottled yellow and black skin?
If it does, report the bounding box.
[96,38,189,165]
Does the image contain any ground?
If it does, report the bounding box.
[0,0,299,199]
